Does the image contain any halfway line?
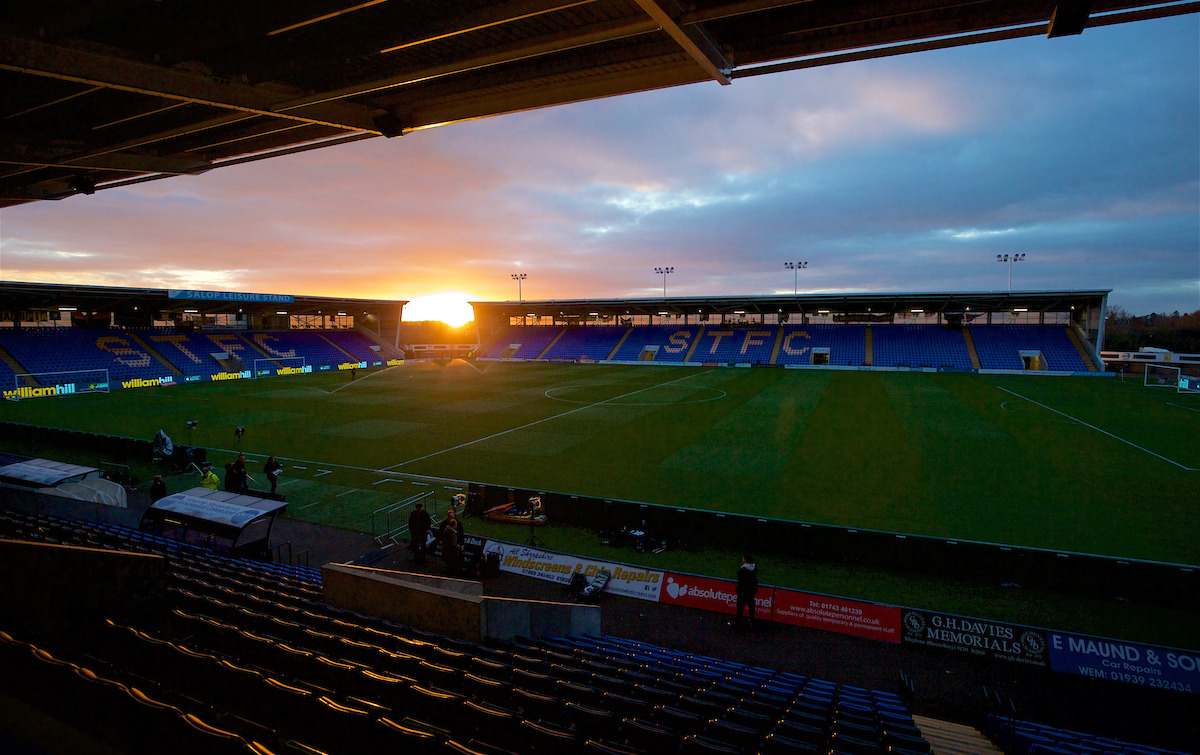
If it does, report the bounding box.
[997,386,1195,471]
[384,369,715,470]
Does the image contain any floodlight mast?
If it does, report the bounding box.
[654,267,674,298]
[996,253,1026,292]
[511,273,527,302]
[784,261,808,295]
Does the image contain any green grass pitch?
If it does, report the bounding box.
[3,361,1197,565]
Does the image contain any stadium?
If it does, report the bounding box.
[1,4,1198,755]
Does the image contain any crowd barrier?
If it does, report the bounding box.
[470,535,1199,697]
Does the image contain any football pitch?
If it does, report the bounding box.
[3,361,1197,565]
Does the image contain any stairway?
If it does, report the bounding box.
[0,343,35,386]
[769,326,786,365]
[318,332,360,362]
[864,326,874,366]
[682,326,707,363]
[913,716,1005,755]
[124,331,182,375]
[536,327,569,359]
[605,327,633,360]
[1065,327,1098,371]
[961,328,982,370]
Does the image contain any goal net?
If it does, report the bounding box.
[253,356,307,378]
[1143,364,1182,390]
[8,369,109,401]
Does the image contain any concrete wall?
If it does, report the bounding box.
[322,564,600,642]
[323,564,485,642]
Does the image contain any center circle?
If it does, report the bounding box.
[545,383,727,406]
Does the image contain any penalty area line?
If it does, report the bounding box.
[384,369,715,470]
[997,386,1196,471]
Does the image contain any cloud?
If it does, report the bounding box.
[0,15,1196,317]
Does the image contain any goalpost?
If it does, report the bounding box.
[253,356,307,378]
[1141,364,1200,394]
[8,369,110,401]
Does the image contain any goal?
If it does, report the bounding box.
[1142,364,1198,393]
[8,369,109,401]
[253,356,307,378]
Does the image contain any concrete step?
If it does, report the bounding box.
[914,715,1004,755]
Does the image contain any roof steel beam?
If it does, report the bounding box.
[0,36,382,134]
[281,16,660,112]
[0,146,212,175]
[631,0,733,84]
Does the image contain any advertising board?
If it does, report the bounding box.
[901,609,1048,667]
[1047,632,1198,695]
[658,573,773,616]
[480,540,664,601]
[774,589,901,643]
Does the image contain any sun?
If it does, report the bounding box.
[402,292,476,327]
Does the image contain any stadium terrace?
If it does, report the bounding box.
[470,290,1111,374]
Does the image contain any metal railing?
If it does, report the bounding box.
[371,490,434,546]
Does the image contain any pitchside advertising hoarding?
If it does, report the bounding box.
[774,589,901,643]
[658,573,772,615]
[1046,632,1199,695]
[901,609,1048,668]
[480,540,665,601]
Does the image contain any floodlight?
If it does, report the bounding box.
[276,310,288,315]
[235,427,245,437]
[59,307,77,311]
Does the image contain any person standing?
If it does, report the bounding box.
[198,462,220,490]
[224,463,240,492]
[263,456,283,494]
[149,475,168,502]
[735,555,758,630]
[233,453,255,492]
[408,502,432,565]
[442,519,460,574]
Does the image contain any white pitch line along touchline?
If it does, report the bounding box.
[997,386,1196,471]
[384,369,715,470]
[1168,402,1200,414]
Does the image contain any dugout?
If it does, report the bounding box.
[141,487,288,558]
[0,458,102,490]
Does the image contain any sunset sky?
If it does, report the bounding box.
[0,15,1197,326]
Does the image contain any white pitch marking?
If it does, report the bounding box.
[279,479,302,487]
[326,365,399,394]
[315,469,332,477]
[997,386,1196,471]
[372,478,408,486]
[292,465,307,470]
[1168,402,1200,414]
[334,488,359,498]
[297,500,326,510]
[384,369,715,470]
